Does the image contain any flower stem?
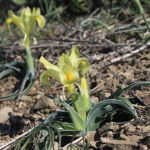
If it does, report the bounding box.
[25,35,34,71]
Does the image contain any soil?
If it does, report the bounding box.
[1,28,150,150]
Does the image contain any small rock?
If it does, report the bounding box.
[105,93,110,98]
[30,113,42,122]
[1,88,5,92]
[20,95,32,102]
[32,87,36,92]
[95,72,103,82]
[0,107,13,123]
[54,142,59,150]
[35,94,41,100]
[91,96,99,103]
[18,101,27,109]
[48,99,56,108]
[23,120,29,125]
[140,145,148,150]
[106,131,113,139]
[34,80,39,84]
[33,97,49,110]
[89,69,97,76]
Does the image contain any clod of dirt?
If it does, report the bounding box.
[143,126,150,132]
[0,107,13,123]
[100,135,143,150]
[120,122,136,133]
[143,133,150,147]
[98,122,119,137]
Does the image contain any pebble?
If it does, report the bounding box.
[48,98,56,108]
[105,93,110,98]
[18,101,27,109]
[30,114,42,122]
[33,97,48,110]
[35,94,41,100]
[95,72,103,82]
[20,95,32,102]
[91,96,99,103]
[34,80,39,84]
[0,107,13,123]
[1,88,5,92]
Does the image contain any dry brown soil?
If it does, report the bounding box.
[1,32,150,150]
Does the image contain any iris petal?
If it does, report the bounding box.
[60,67,79,87]
[57,53,72,68]
[67,45,80,59]
[6,18,12,30]
[40,71,51,87]
[40,56,60,81]
[36,15,46,28]
[78,58,90,76]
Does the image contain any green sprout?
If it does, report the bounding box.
[0,7,45,104]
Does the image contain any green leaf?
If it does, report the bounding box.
[115,97,134,110]
[115,82,150,97]
[106,84,122,99]
[34,138,39,150]
[43,128,54,150]
[67,143,80,150]
[87,99,138,132]
[38,91,86,130]
[21,136,32,150]
[87,105,114,132]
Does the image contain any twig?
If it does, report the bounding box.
[0,124,39,149]
[107,66,150,109]
[2,42,150,52]
[87,8,100,19]
[113,118,150,125]
[110,41,150,63]
[63,137,83,149]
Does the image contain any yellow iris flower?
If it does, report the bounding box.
[40,46,91,121]
[40,54,79,87]
[40,46,90,88]
[6,7,45,45]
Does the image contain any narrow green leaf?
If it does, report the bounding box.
[115,97,134,110]
[87,105,114,132]
[115,82,150,97]
[34,138,39,150]
[21,136,32,150]
[106,84,122,99]
[38,91,86,130]
[67,143,80,150]
[87,99,138,132]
